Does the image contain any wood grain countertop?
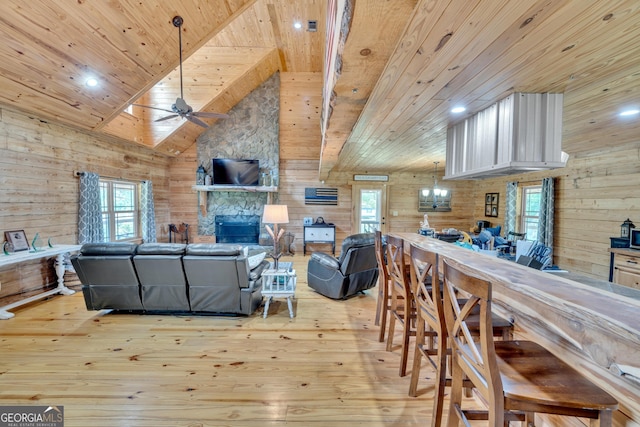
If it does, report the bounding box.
[392,232,640,423]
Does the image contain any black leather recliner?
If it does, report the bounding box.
[307,233,379,299]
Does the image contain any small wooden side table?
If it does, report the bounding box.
[261,267,297,318]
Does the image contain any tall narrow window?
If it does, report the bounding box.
[521,185,541,241]
[100,179,140,242]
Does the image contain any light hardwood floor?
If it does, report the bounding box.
[0,255,477,426]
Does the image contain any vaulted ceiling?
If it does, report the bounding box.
[1,0,639,179]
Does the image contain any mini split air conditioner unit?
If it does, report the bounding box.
[444,93,568,180]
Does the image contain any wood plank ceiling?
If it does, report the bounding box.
[0,0,638,178]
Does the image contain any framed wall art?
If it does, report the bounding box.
[5,230,30,252]
[485,193,499,217]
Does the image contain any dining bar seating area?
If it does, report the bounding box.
[442,257,618,426]
[407,243,514,427]
[374,232,620,427]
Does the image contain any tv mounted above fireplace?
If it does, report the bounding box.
[212,158,260,186]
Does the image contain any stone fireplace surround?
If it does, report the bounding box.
[196,72,280,243]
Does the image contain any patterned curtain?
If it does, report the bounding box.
[78,172,104,243]
[504,181,518,234]
[538,177,555,249]
[141,180,157,243]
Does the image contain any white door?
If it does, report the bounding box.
[353,184,388,234]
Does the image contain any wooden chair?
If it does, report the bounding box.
[385,234,416,377]
[441,258,618,427]
[407,244,446,422]
[374,230,391,342]
[408,244,513,427]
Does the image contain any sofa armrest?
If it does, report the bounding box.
[310,252,340,270]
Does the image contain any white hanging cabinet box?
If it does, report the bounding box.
[445,93,567,180]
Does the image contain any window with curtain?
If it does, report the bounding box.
[100,178,140,242]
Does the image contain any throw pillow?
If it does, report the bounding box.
[485,225,501,236]
[248,252,266,269]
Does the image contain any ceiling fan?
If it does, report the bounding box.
[134,16,229,128]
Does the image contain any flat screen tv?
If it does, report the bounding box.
[212,158,260,186]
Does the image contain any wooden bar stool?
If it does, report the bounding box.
[407,244,513,427]
[441,258,618,427]
[374,230,392,342]
[385,234,416,377]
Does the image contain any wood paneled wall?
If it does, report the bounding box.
[469,142,640,280]
[0,108,171,304]
[384,172,476,234]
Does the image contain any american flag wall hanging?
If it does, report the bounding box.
[305,187,338,205]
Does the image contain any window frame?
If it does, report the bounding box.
[99,178,141,242]
[519,184,542,241]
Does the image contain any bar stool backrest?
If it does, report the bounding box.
[441,258,504,417]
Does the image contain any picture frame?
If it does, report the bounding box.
[5,230,30,252]
[485,193,499,217]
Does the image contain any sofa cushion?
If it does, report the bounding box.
[185,243,243,256]
[80,242,137,255]
[136,243,186,255]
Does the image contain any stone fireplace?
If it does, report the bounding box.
[196,72,280,240]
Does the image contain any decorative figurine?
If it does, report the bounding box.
[420,213,430,229]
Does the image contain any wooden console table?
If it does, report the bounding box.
[0,244,82,319]
[303,225,336,255]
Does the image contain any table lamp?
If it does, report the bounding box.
[262,204,289,269]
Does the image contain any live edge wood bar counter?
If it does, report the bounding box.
[393,233,640,425]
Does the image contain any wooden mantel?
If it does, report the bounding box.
[192,185,277,215]
[393,233,640,424]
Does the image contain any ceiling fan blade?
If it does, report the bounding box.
[185,115,209,128]
[155,114,180,122]
[132,104,174,114]
[192,111,230,119]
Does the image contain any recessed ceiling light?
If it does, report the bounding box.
[619,108,640,117]
[293,22,302,29]
[85,77,98,88]
[451,106,466,114]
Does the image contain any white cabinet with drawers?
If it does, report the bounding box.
[612,249,640,290]
[304,225,336,255]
